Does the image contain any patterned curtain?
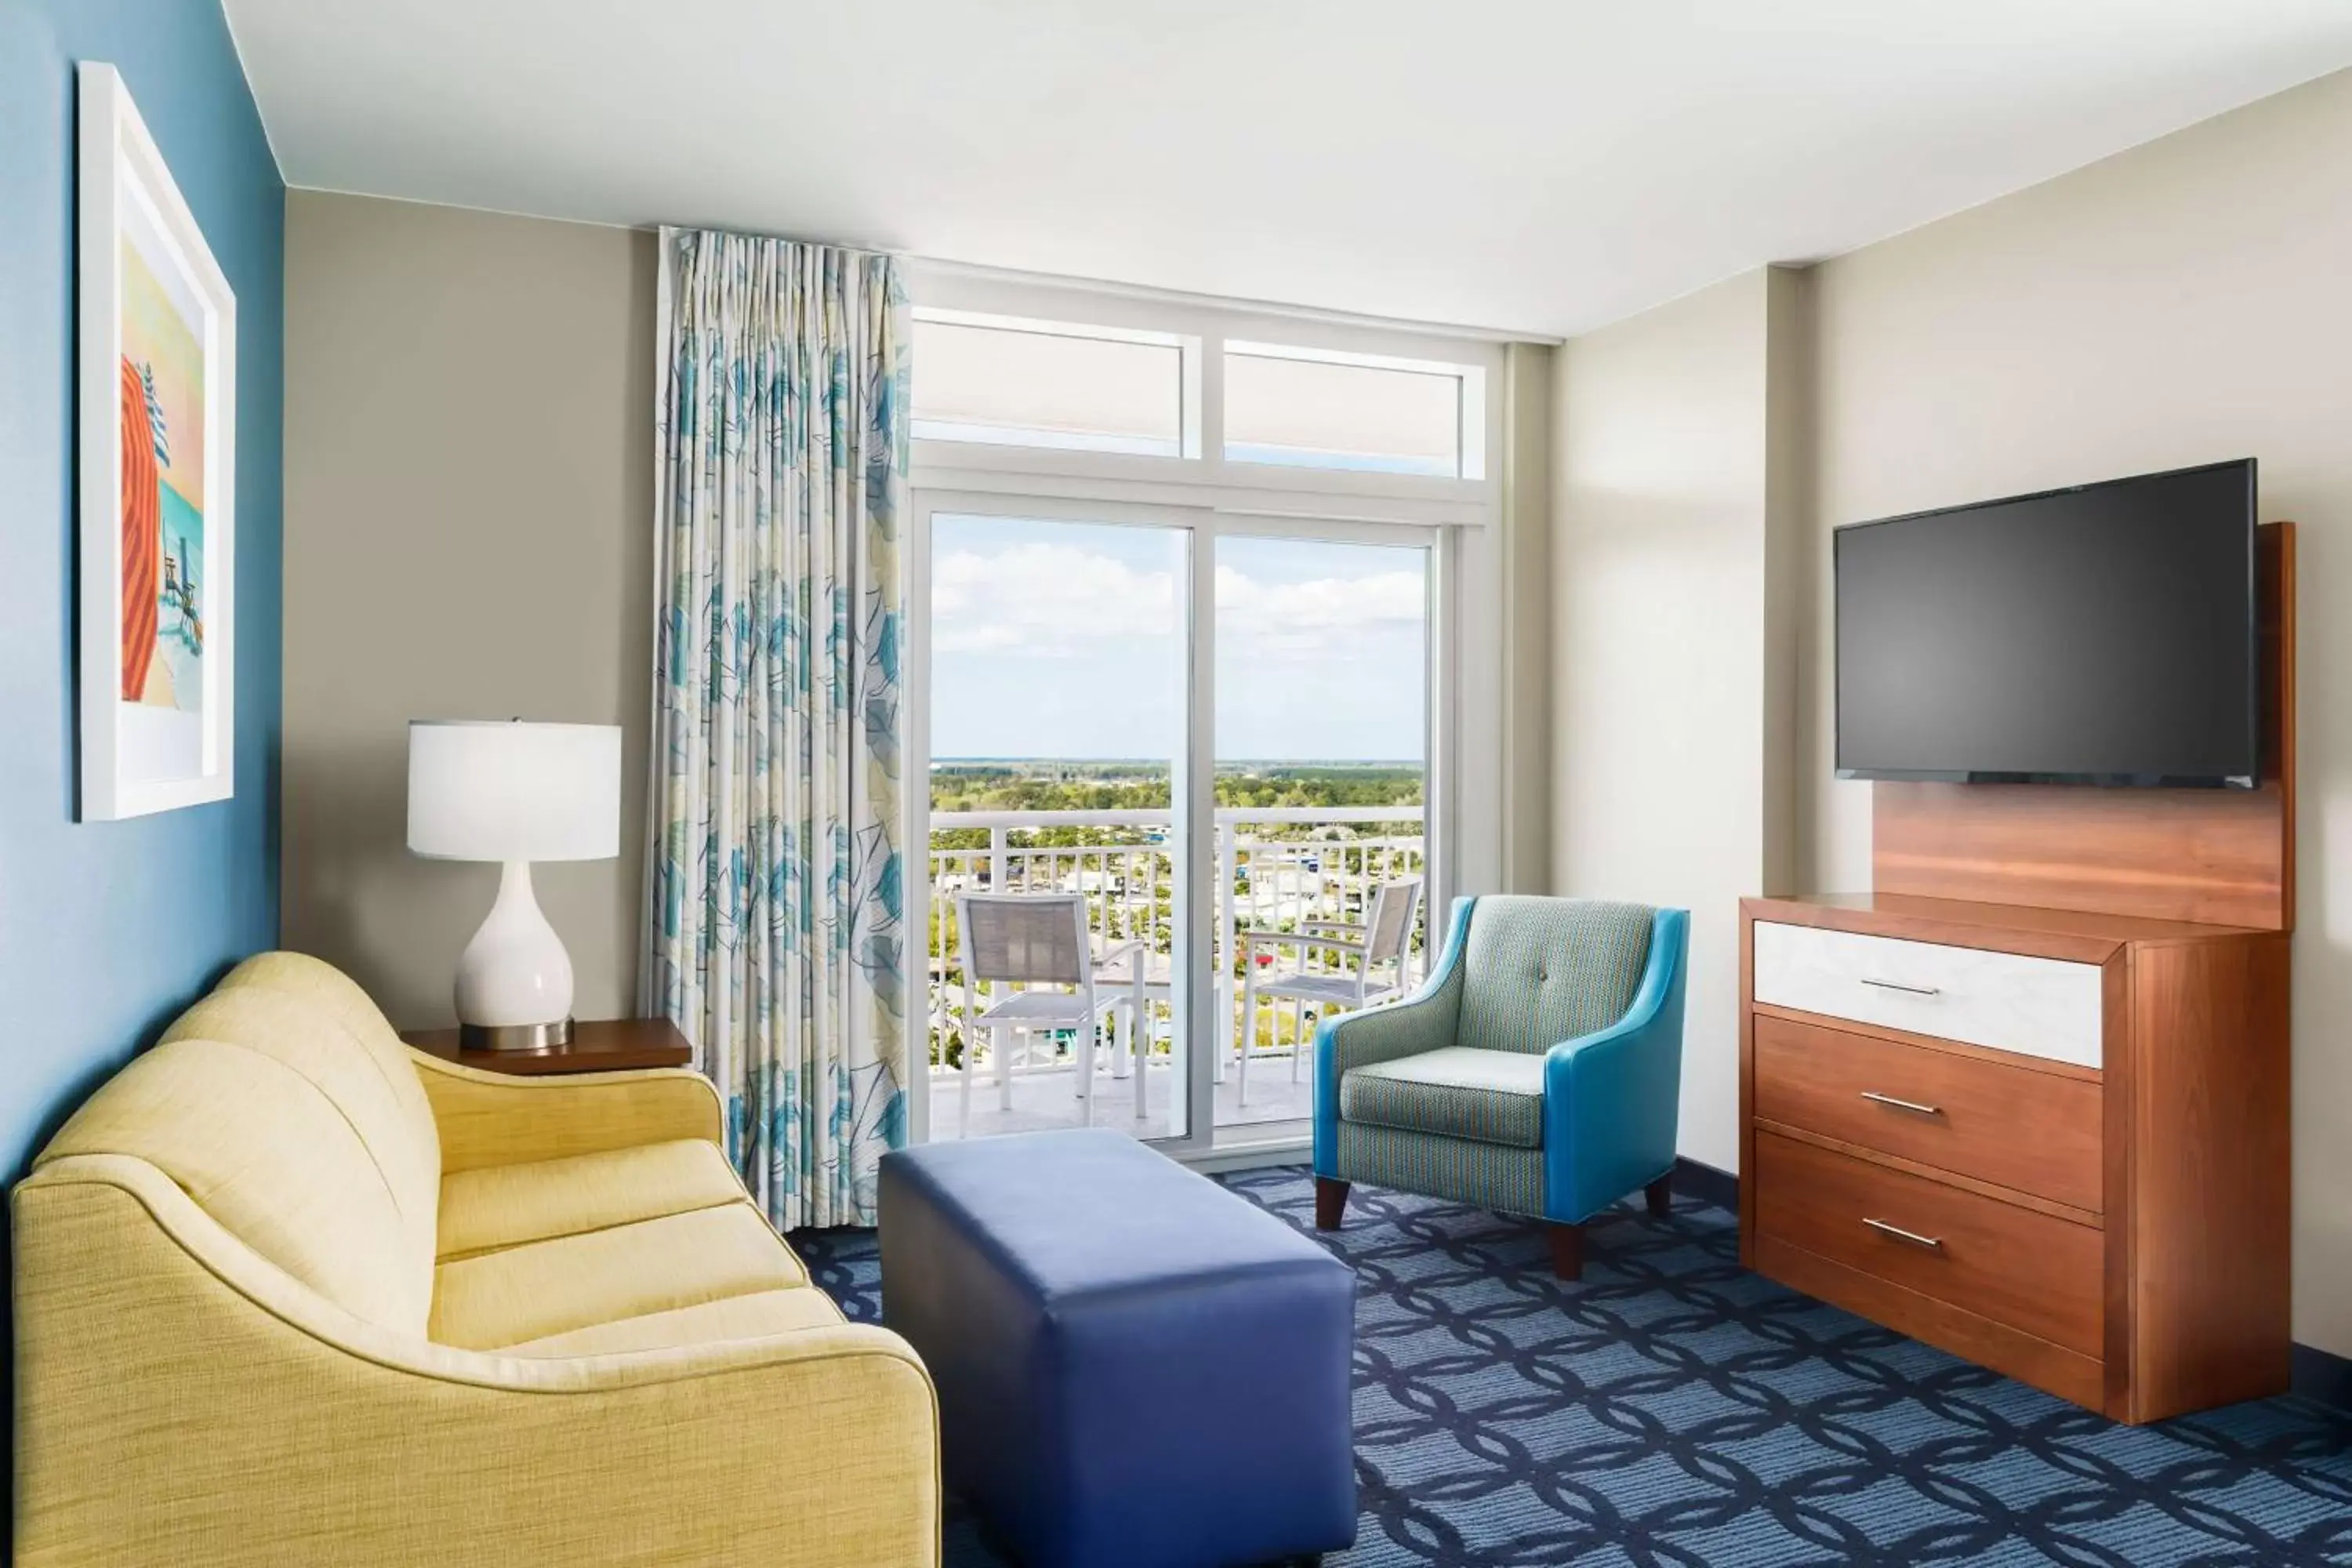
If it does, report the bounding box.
[645,227,909,1229]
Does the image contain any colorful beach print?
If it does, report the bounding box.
[79,64,236,818]
[117,228,204,715]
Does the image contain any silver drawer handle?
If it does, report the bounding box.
[1860,977,1940,997]
[1859,1091,1944,1117]
[1863,1217,1944,1250]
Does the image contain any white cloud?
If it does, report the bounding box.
[931,543,1175,656]
[1215,566,1425,659]
[931,546,1425,664]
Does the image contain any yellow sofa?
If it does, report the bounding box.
[12,952,939,1567]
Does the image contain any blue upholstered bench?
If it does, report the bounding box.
[880,1129,1357,1568]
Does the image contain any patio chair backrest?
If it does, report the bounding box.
[959,893,1091,986]
[1365,878,1424,966]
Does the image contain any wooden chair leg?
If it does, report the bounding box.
[1548,1221,1585,1281]
[1314,1178,1350,1231]
[1645,1172,1674,1218]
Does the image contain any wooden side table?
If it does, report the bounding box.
[401,1018,694,1076]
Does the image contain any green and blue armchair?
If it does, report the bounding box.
[1312,895,1690,1279]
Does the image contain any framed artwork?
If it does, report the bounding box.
[78,62,236,820]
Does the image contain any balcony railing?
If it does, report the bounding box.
[926,806,1426,1126]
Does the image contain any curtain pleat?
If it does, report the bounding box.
[646,227,908,1229]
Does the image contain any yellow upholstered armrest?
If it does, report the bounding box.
[13,1156,939,1568]
[408,1051,726,1173]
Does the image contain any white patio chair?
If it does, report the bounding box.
[1236,877,1423,1109]
[954,892,1144,1137]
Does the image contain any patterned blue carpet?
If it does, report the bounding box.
[791,1167,2352,1566]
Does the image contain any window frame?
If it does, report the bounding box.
[902,261,1510,1164]
[907,263,1503,528]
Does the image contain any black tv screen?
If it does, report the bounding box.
[1835,459,2258,788]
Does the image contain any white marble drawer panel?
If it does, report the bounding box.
[1751,921,2102,1069]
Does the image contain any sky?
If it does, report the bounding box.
[930,515,1427,763]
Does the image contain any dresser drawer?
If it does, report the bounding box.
[1754,1130,2103,1357]
[1751,921,2103,1069]
[1753,1013,2103,1211]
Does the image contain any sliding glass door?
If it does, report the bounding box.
[1213,531,1431,1143]
[909,493,1436,1157]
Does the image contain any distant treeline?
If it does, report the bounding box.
[930,760,1423,822]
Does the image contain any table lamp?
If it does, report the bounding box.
[407,719,622,1050]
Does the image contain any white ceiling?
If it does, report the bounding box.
[223,0,2352,339]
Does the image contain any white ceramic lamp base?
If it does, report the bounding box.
[454,860,576,1051]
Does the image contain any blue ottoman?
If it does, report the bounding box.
[880,1129,1356,1568]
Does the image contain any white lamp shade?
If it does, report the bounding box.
[407,720,621,863]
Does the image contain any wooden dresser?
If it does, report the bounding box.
[1740,519,2295,1424]
[1739,893,2289,1421]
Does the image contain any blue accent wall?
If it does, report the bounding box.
[0,0,282,1176]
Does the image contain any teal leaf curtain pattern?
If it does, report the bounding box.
[645,227,909,1230]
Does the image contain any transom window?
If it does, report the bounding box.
[1224,341,1476,479]
[911,310,1189,457]
[910,307,1486,483]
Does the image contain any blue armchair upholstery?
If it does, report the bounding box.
[1312,895,1689,1278]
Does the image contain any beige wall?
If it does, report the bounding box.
[282,192,655,1029]
[1797,67,2352,1354]
[1548,268,1803,1171]
[1761,269,1813,897]
[1548,66,2351,1352]
[1501,342,1554,891]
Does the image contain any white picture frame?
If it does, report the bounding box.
[78,62,237,820]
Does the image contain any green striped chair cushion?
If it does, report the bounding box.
[1456,896,1655,1056]
[1331,1121,1545,1218]
[1339,1047,1546,1149]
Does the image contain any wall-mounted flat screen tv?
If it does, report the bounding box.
[1836,459,2258,788]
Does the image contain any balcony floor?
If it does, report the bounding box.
[927,1054,1314,1143]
